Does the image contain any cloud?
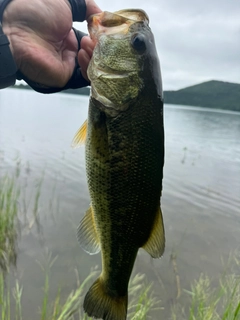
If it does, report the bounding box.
[74,0,240,89]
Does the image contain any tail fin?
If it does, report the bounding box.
[83,277,128,320]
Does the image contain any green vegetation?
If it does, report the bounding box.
[1,168,239,319]
[0,171,158,319]
[0,165,45,273]
[0,175,20,272]
[171,254,240,320]
[1,250,239,320]
[164,80,240,112]
[0,263,158,320]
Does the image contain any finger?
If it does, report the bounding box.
[85,0,102,19]
[81,36,95,57]
[78,36,95,81]
[78,48,91,81]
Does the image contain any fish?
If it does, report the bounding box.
[72,9,165,320]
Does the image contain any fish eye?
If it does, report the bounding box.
[131,34,146,53]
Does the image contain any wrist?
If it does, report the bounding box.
[68,0,86,22]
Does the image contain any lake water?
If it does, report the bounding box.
[0,88,239,319]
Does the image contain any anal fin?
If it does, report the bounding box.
[142,206,165,258]
[77,205,100,255]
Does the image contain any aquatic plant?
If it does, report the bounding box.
[0,175,20,272]
[0,255,158,320]
[127,273,161,320]
[171,253,240,320]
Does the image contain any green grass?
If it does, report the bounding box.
[171,254,240,320]
[1,168,239,319]
[0,170,158,320]
[0,175,20,272]
[0,167,46,273]
[1,257,239,320]
[0,260,158,320]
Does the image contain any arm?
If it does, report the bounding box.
[0,0,101,93]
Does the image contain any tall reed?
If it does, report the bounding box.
[0,175,20,272]
[171,253,240,320]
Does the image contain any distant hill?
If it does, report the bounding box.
[164,80,240,112]
[12,80,240,112]
[64,87,90,95]
[13,83,90,96]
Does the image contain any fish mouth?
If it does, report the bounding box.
[113,9,149,23]
[87,9,147,115]
[87,9,149,42]
[93,65,129,77]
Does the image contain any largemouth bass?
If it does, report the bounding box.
[72,9,165,320]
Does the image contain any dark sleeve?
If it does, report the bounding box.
[16,57,90,94]
[68,0,87,22]
[15,27,90,93]
[0,0,17,89]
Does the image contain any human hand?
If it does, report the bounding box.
[2,0,101,88]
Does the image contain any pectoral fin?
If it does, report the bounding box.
[77,206,100,255]
[71,119,87,148]
[142,206,165,258]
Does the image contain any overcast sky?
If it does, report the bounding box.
[74,0,240,90]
